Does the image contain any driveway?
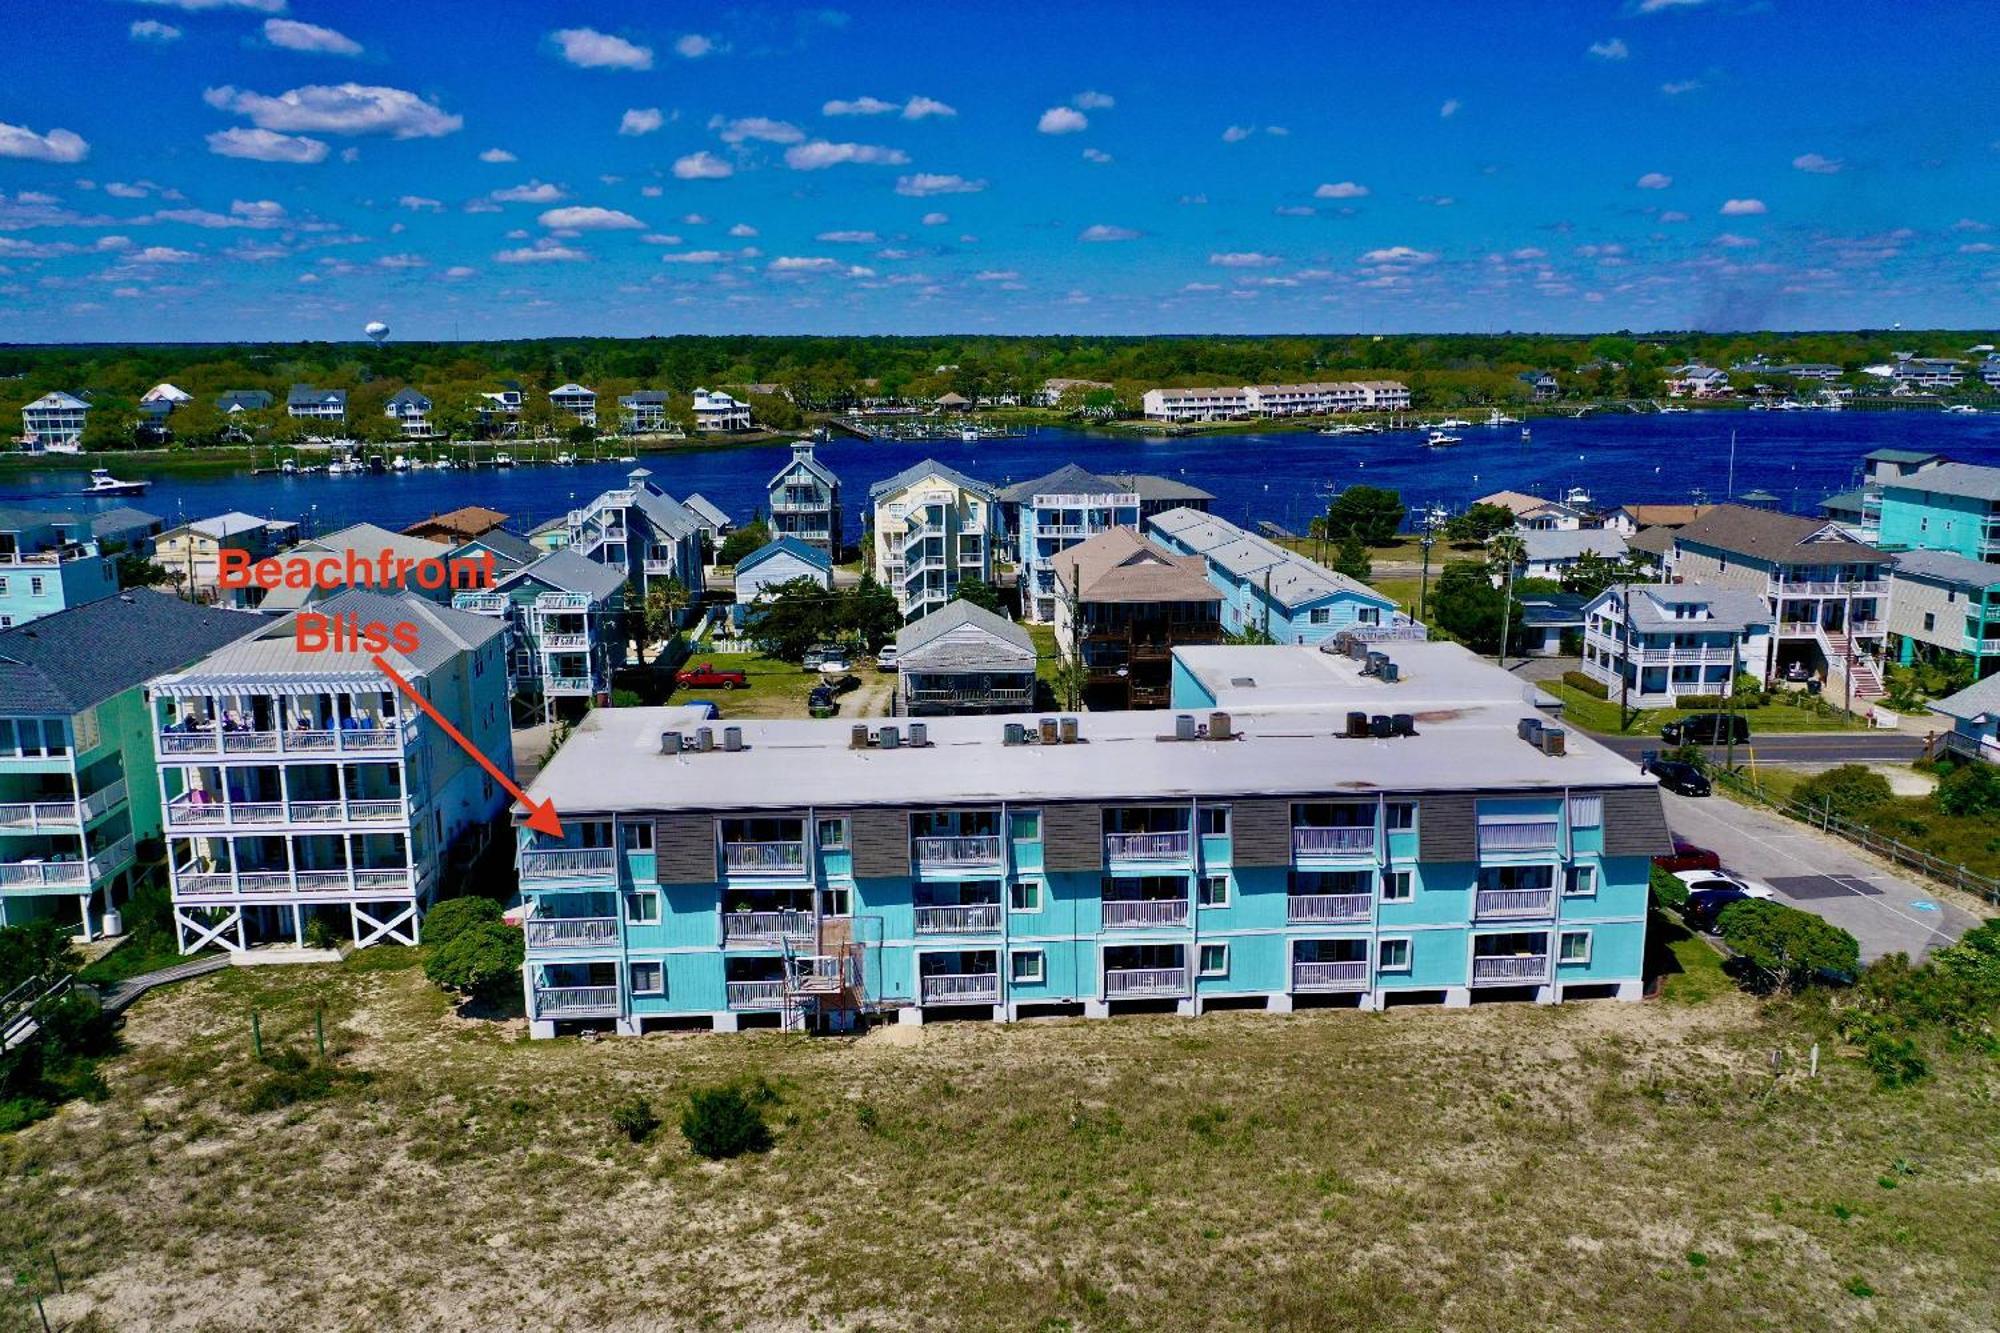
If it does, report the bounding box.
[1660,790,1981,962]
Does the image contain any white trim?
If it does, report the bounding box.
[1197,941,1229,977]
[1377,935,1412,973]
[1198,873,1230,908]
[629,960,665,995]
[1010,948,1045,983]
[1563,864,1598,898]
[1559,928,1593,965]
[1379,869,1413,903]
[1009,879,1043,912]
[623,889,661,924]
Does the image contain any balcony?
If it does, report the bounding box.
[1286,894,1371,924]
[1772,578,1885,597]
[165,794,408,829]
[156,721,413,758]
[539,631,590,652]
[1471,953,1551,985]
[545,675,597,695]
[1292,960,1370,992]
[1102,898,1191,929]
[1477,822,1558,854]
[0,799,84,832]
[0,835,133,890]
[519,847,617,882]
[726,979,788,1009]
[921,973,999,1004]
[1103,831,1191,862]
[524,916,619,948]
[1475,888,1556,919]
[642,557,676,575]
[1104,966,1189,998]
[912,834,1003,868]
[1291,826,1375,857]
[723,841,807,876]
[532,985,622,1018]
[914,904,1003,934]
[722,909,814,946]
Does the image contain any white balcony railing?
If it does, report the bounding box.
[539,632,590,652]
[156,720,413,757]
[1102,898,1191,928]
[524,917,620,948]
[79,779,128,821]
[1104,966,1189,997]
[0,800,83,831]
[1477,822,1559,853]
[1103,831,1192,861]
[1475,888,1556,918]
[518,847,617,881]
[1292,960,1370,991]
[913,904,1003,933]
[722,909,814,945]
[533,985,622,1017]
[1286,893,1372,924]
[723,841,806,875]
[1471,954,1551,985]
[544,675,596,695]
[1291,826,1375,856]
[726,980,788,1009]
[912,834,1003,867]
[921,973,999,1004]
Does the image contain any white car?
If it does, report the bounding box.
[1673,869,1776,900]
[875,645,899,671]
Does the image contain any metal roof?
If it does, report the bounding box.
[152,589,503,689]
[895,599,1034,670]
[1518,529,1629,562]
[1880,461,2000,503]
[735,536,832,575]
[502,549,626,600]
[1149,507,1386,610]
[682,493,732,529]
[867,457,998,502]
[1891,548,2000,590]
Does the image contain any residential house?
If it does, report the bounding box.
[19,392,88,452]
[384,388,433,438]
[507,637,1665,1036]
[1604,503,1711,536]
[1037,378,1114,409]
[1112,473,1217,525]
[1518,370,1560,402]
[88,507,165,555]
[403,506,510,544]
[1051,527,1222,710]
[1661,504,1890,703]
[1476,490,1586,531]
[153,511,299,604]
[1885,550,2000,678]
[1512,529,1629,582]
[618,389,671,434]
[767,441,843,558]
[1140,386,1252,422]
[1929,674,2000,764]
[286,384,347,423]
[548,383,598,428]
[454,549,628,720]
[895,600,1037,715]
[682,494,733,551]
[1981,356,2000,390]
[0,590,258,937]
[448,528,539,580]
[0,508,118,628]
[1580,583,1775,709]
[526,516,572,554]
[138,383,191,435]
[476,383,523,437]
[734,537,833,603]
[566,467,707,601]
[1148,508,1419,645]
[1873,461,2000,561]
[692,388,752,433]
[998,464,1140,624]
[1823,447,1952,542]
[250,523,455,613]
[869,458,997,622]
[1139,381,1411,423]
[147,590,512,954]
[1891,358,1963,391]
[1514,592,1590,657]
[216,389,274,417]
[1665,365,1731,398]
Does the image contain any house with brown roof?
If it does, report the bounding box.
[402,506,510,543]
[1051,527,1221,709]
[1605,503,1712,536]
[1473,489,1585,531]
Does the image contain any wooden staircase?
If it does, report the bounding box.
[1821,628,1885,704]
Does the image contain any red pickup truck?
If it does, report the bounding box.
[675,663,747,690]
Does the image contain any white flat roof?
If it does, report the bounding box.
[1174,642,1557,713]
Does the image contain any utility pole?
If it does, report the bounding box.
[1417,517,1437,621]
[1496,540,1518,671]
[1066,559,1084,712]
[1617,575,1633,733]
[1723,632,1742,776]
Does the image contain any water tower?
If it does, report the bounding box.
[364,320,390,346]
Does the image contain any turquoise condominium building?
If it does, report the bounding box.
[512,640,1667,1036]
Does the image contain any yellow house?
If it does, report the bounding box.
[154,512,299,603]
[867,459,998,623]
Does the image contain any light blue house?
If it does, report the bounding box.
[1148,507,1420,644]
[1930,672,2000,764]
[734,536,834,603]
[0,507,119,629]
[510,639,1663,1037]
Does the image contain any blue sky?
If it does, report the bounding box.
[0,0,1994,340]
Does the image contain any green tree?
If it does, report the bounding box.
[641,577,692,661]
[746,577,843,662]
[955,576,1003,614]
[843,573,900,651]
[422,896,504,952]
[1716,899,1859,991]
[1445,502,1517,545]
[1429,561,1520,655]
[681,1083,774,1159]
[718,519,771,567]
[1322,486,1407,545]
[1934,762,2000,818]
[424,922,524,1003]
[1561,550,1636,599]
[0,920,81,992]
[1333,530,1373,582]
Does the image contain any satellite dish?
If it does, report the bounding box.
[364,320,390,345]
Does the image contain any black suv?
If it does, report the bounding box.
[1646,758,1711,797]
[1660,712,1750,746]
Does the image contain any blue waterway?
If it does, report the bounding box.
[7,411,2000,539]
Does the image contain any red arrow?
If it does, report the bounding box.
[370,654,564,838]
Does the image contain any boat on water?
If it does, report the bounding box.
[959,427,980,443]
[1321,423,1371,436]
[80,468,149,497]
[616,454,638,463]
[1748,401,1770,411]
[1943,403,1978,415]
[1658,404,1690,414]
[494,452,515,468]
[1563,486,1594,507]
[1424,429,1462,448]
[1435,417,1472,429]
[1486,409,1520,426]
[556,451,579,465]
[1519,426,1532,441]
[391,455,411,472]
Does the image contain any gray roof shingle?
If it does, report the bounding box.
[0,590,262,714]
[896,600,1035,671]
[867,457,998,501]
[1672,503,1884,566]
[1880,462,2000,504]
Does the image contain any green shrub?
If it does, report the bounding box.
[681,1083,774,1160]
[1935,763,2000,818]
[1673,693,1728,710]
[1562,670,1608,699]
[1717,899,1859,991]
[1794,765,1894,823]
[424,921,523,1003]
[608,688,644,708]
[1650,863,1689,911]
[422,896,504,952]
[1863,1034,1927,1088]
[303,913,339,951]
[240,1048,364,1113]
[610,1095,660,1144]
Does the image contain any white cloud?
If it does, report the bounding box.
[129,19,182,42]
[1038,106,1088,134]
[1439,99,1461,118]
[823,95,898,116]
[1080,224,1139,242]
[726,223,757,238]
[539,205,644,230]
[675,34,716,59]
[442,265,476,278]
[639,233,682,244]
[1960,242,1997,255]
[683,213,708,225]
[896,173,985,197]
[1314,181,1369,199]
[1072,90,1115,109]
[784,141,908,169]
[399,195,442,211]
[711,115,804,145]
[1360,245,1438,264]
[920,211,949,225]
[619,108,664,137]
[1659,210,1690,223]
[903,96,955,120]
[1588,38,1629,59]
[816,229,879,243]
[1951,218,1991,232]
[490,180,566,203]
[0,122,89,164]
[151,199,288,228]
[376,253,426,269]
[550,28,653,70]
[1661,79,1702,95]
[478,147,516,164]
[1266,126,1289,137]
[1209,251,1280,268]
[974,269,1019,281]
[1082,147,1113,164]
[1638,0,1706,11]
[659,249,731,263]
[1221,125,1255,143]
[769,256,840,272]
[203,84,462,138]
[1792,152,1843,174]
[640,185,663,197]
[129,246,198,264]
[103,183,147,199]
[496,238,587,263]
[130,0,281,10]
[264,18,362,55]
[1712,233,1759,248]
[1719,197,1767,215]
[673,151,734,180]
[1275,205,1315,217]
[205,127,327,163]
[1636,171,1673,189]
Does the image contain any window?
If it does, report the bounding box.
[1309,607,1332,625]
[1565,864,1598,897]
[29,577,44,597]
[1559,930,1592,964]
[1198,806,1230,836]
[629,961,664,995]
[1377,937,1411,972]
[1380,870,1412,903]
[1009,809,1041,841]
[623,892,661,924]
[1567,794,1602,829]
[622,821,654,851]
[1198,942,1229,977]
[1923,612,1936,631]
[816,817,848,848]
[578,820,614,848]
[1011,950,1045,983]
[1384,801,1416,831]
[1198,875,1229,908]
[1009,880,1042,912]
[820,886,851,917]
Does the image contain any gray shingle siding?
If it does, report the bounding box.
[1600,788,1674,857]
[1041,803,1105,872]
[1417,793,1478,862]
[655,814,716,883]
[1227,798,1293,867]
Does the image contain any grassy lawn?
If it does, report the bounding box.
[1650,915,1735,1006]
[76,933,201,986]
[1369,576,1424,620]
[1027,622,1061,688]
[1540,681,1865,737]
[662,650,823,720]
[5,954,1997,1330]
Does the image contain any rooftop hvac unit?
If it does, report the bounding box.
[1516,717,1538,742]
[1003,722,1026,746]
[879,725,901,750]
[1038,717,1059,745]
[1369,714,1393,738]
[909,722,928,747]
[1392,713,1416,736]
[1347,637,1371,660]
[1541,727,1567,757]
[1380,661,1400,683]
[1209,711,1233,741]
[1059,716,1079,745]
[1175,713,1197,741]
[694,726,714,753]
[660,731,682,755]
[1347,710,1370,738]
[723,726,743,752]
[851,724,871,750]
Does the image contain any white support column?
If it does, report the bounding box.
[1083,999,1110,1019]
[293,904,304,947]
[76,890,94,942]
[713,1011,740,1032]
[1266,993,1294,1014]
[896,1005,924,1026]
[1442,987,1472,1008]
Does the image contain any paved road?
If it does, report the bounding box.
[1596,731,1925,765]
[1660,790,1980,962]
